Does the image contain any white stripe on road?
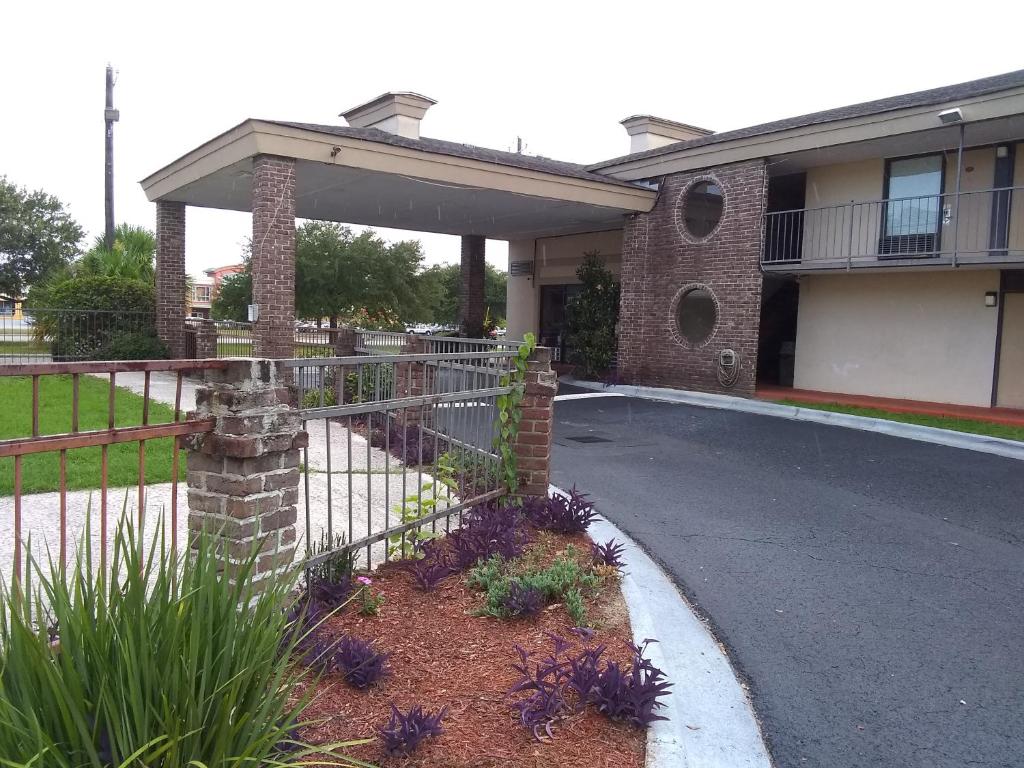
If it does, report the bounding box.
[553,392,626,402]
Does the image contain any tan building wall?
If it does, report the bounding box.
[997,292,1024,408]
[794,270,1001,406]
[505,230,623,340]
[800,145,1022,262]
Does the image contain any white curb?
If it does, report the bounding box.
[550,486,774,768]
[560,378,1024,462]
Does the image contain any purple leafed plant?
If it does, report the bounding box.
[519,495,550,528]
[508,634,671,739]
[335,635,390,688]
[448,503,529,569]
[531,487,598,534]
[591,538,626,569]
[592,640,672,728]
[408,553,456,591]
[502,581,545,618]
[377,703,448,757]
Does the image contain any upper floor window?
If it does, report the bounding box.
[193,285,212,303]
[882,154,944,255]
[683,180,724,239]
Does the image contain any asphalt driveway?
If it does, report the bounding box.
[551,388,1024,768]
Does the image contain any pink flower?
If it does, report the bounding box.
[357,576,372,586]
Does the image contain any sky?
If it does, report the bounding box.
[2,0,1021,280]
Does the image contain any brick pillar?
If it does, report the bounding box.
[195,319,218,359]
[616,212,649,384]
[459,235,486,338]
[185,359,307,585]
[394,335,433,427]
[332,326,356,357]
[252,155,296,359]
[514,346,557,496]
[156,201,187,358]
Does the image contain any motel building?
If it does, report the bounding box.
[145,70,1024,411]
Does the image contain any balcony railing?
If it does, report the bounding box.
[762,186,1024,270]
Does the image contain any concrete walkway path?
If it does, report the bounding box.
[1,372,452,575]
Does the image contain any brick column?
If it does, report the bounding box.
[394,335,433,427]
[252,155,296,359]
[332,326,356,357]
[195,319,218,359]
[185,359,307,585]
[459,234,486,338]
[156,201,187,358]
[514,346,557,497]
[616,212,649,384]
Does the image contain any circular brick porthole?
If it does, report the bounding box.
[676,175,726,243]
[671,283,719,348]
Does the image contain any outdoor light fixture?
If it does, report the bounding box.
[985,292,998,308]
[938,107,964,124]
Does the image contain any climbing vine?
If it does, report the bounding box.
[494,333,536,498]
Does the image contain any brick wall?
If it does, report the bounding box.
[459,235,486,337]
[617,159,768,395]
[155,201,187,358]
[252,155,296,359]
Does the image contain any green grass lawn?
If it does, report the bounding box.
[776,399,1024,443]
[0,375,182,495]
[0,340,49,355]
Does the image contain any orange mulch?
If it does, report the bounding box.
[298,532,646,767]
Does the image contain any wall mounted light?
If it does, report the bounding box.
[938,107,963,124]
[985,292,998,308]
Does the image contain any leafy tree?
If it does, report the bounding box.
[78,224,157,282]
[565,251,620,378]
[415,262,507,325]
[0,176,83,297]
[211,268,252,321]
[212,223,428,328]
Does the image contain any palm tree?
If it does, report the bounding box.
[79,224,157,282]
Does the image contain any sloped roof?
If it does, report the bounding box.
[265,121,645,188]
[588,69,1024,171]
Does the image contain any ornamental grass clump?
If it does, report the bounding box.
[0,517,366,767]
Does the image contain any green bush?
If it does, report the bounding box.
[31,276,162,361]
[0,517,366,767]
[96,331,169,361]
[566,252,620,379]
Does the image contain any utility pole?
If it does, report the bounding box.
[104,64,119,250]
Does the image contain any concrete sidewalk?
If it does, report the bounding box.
[0,371,452,575]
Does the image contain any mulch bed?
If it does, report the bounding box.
[299,532,646,767]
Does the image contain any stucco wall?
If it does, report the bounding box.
[794,270,1000,406]
[997,292,1024,408]
[505,230,623,341]
[799,146,1021,262]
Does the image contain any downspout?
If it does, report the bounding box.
[950,123,965,268]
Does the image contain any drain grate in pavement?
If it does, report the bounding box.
[566,435,611,444]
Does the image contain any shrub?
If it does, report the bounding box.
[591,538,626,570]
[335,635,390,688]
[472,549,599,623]
[502,581,545,618]
[95,330,169,361]
[30,275,159,361]
[0,518,364,766]
[448,503,529,570]
[508,635,671,740]
[565,252,620,378]
[530,487,598,533]
[302,386,337,409]
[377,704,447,757]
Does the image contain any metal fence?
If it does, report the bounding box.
[0,308,158,365]
[213,320,254,357]
[354,329,409,354]
[763,186,1024,268]
[283,348,516,569]
[0,359,225,583]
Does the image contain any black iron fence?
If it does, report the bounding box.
[1,308,159,365]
